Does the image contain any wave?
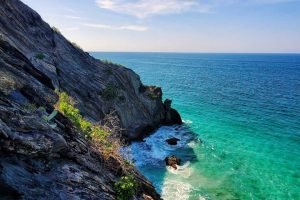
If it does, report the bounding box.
[183,119,193,124]
[161,180,192,200]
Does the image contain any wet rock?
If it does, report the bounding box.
[165,155,181,169]
[163,99,182,125]
[165,137,180,145]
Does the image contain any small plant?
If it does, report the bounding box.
[147,93,159,100]
[124,160,134,167]
[101,59,113,65]
[35,53,45,60]
[114,175,138,200]
[102,84,118,101]
[71,42,83,50]
[52,26,61,34]
[100,59,124,67]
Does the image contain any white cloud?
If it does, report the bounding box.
[63,15,84,20]
[95,0,298,18]
[96,0,211,18]
[82,23,149,31]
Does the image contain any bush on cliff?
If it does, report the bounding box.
[56,92,139,198]
[56,92,111,150]
[114,175,137,200]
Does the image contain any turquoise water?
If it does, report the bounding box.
[91,53,300,200]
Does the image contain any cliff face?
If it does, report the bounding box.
[0,0,181,199]
[0,0,181,140]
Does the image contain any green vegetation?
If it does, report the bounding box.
[100,59,124,67]
[102,84,118,101]
[35,53,45,60]
[101,59,113,65]
[52,26,61,34]
[71,42,83,50]
[147,93,159,100]
[56,92,110,146]
[56,92,137,198]
[114,175,138,200]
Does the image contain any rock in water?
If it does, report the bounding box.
[165,155,181,169]
[166,137,180,145]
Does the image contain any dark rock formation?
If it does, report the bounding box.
[0,0,182,199]
[166,137,180,145]
[165,156,181,170]
[163,99,183,125]
[0,0,180,140]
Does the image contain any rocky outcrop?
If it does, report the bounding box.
[0,0,181,140]
[163,99,182,125]
[164,156,181,170]
[0,0,182,199]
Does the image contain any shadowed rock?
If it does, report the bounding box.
[166,137,180,145]
[163,99,182,125]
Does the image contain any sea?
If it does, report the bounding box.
[90,52,300,200]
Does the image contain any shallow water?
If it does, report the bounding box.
[91,52,300,200]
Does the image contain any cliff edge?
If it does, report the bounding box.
[0,0,182,199]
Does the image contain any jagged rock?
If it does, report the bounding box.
[165,137,180,145]
[165,155,181,169]
[163,99,182,125]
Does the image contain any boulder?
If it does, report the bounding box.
[165,137,180,145]
[165,155,181,169]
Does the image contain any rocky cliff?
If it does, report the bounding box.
[0,0,182,199]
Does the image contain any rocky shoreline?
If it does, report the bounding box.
[0,0,182,199]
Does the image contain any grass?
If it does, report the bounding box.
[52,26,61,34]
[100,59,124,67]
[114,175,138,200]
[55,91,139,198]
[55,92,112,151]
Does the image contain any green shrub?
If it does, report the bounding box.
[100,59,124,67]
[56,92,109,142]
[101,59,113,65]
[114,175,138,200]
[147,93,159,100]
[102,84,118,101]
[35,53,45,60]
[52,26,61,34]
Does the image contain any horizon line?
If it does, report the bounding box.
[88,51,300,54]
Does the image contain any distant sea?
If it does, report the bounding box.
[91,52,300,200]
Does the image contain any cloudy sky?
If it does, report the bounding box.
[22,0,300,53]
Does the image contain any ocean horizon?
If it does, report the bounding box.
[91,52,300,200]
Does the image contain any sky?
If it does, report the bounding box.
[21,0,300,53]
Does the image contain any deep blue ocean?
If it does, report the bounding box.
[91,52,300,200]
